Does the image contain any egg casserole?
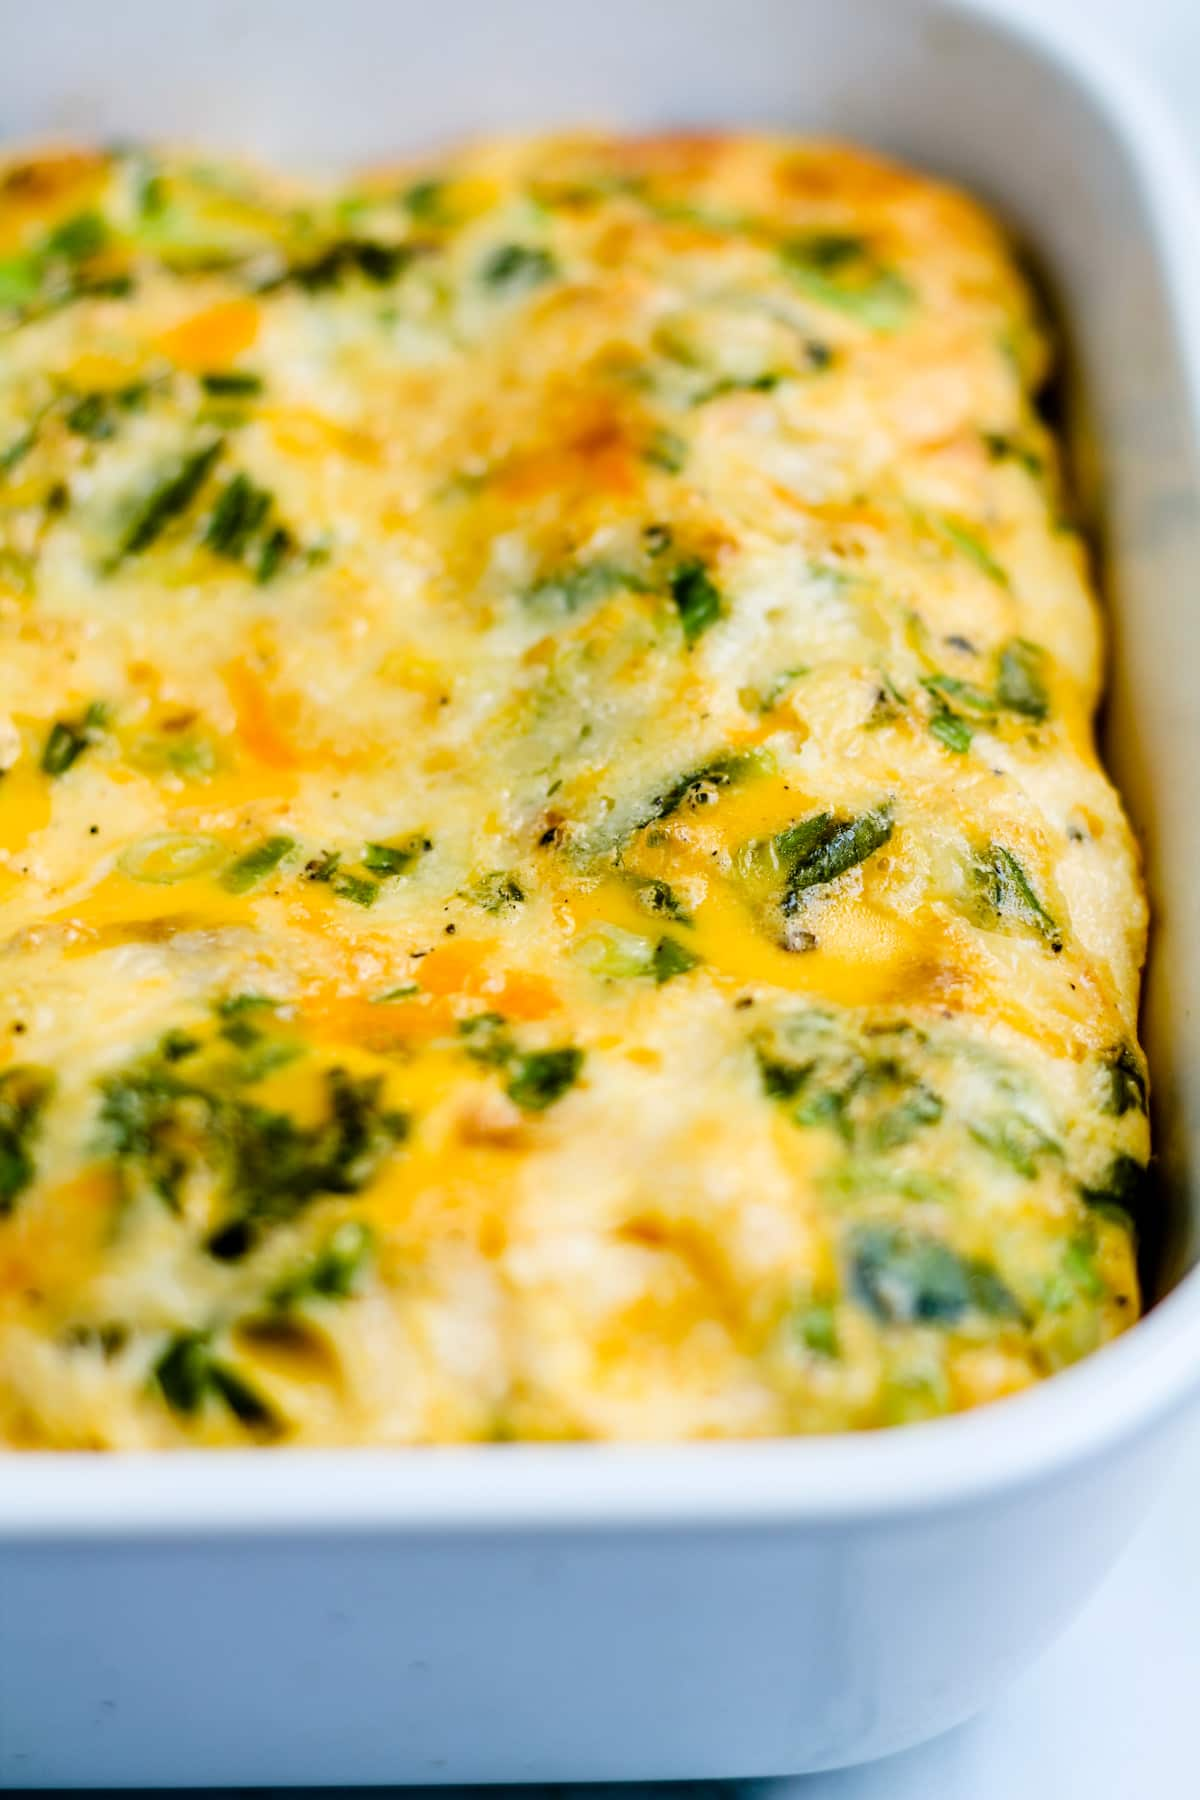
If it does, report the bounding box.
[0,133,1149,1447]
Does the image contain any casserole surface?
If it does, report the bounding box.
[0,131,1148,1447]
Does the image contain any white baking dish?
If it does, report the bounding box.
[2,0,1200,1783]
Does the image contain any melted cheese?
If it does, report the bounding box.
[0,133,1148,1447]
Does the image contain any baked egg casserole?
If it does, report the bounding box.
[0,133,1149,1447]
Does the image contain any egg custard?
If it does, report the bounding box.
[0,133,1149,1447]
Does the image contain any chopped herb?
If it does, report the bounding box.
[154,1331,276,1430]
[0,1066,52,1216]
[0,422,37,471]
[200,370,264,397]
[928,704,974,754]
[938,515,1008,586]
[109,438,223,563]
[119,832,226,884]
[849,1224,1021,1326]
[1082,1154,1149,1225]
[634,877,691,923]
[1099,1044,1148,1117]
[645,427,688,472]
[0,255,41,310]
[670,559,722,645]
[871,1084,943,1150]
[651,935,701,984]
[794,1298,839,1358]
[983,431,1044,479]
[263,238,416,292]
[782,805,894,908]
[403,177,449,221]
[371,983,419,1003]
[523,558,639,618]
[64,392,116,440]
[459,1011,515,1068]
[996,638,1049,720]
[221,834,295,893]
[255,525,293,584]
[781,233,915,331]
[469,869,525,914]
[304,850,378,907]
[924,673,994,714]
[640,753,747,828]
[269,1219,375,1309]
[44,210,109,263]
[332,871,378,907]
[969,1113,1058,1179]
[363,835,430,877]
[506,1046,583,1112]
[972,844,1062,949]
[204,471,272,561]
[480,242,558,292]
[41,701,106,776]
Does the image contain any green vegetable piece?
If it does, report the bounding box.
[634,877,690,923]
[996,638,1049,720]
[218,1069,409,1238]
[459,1011,515,1067]
[1100,1044,1148,1117]
[783,805,893,906]
[781,233,915,331]
[255,525,294,584]
[119,832,226,884]
[850,1224,1021,1326]
[973,844,1062,949]
[111,439,223,562]
[0,254,41,309]
[0,1066,52,1216]
[263,239,415,293]
[200,371,264,397]
[41,701,106,776]
[221,834,295,893]
[969,1113,1058,1179]
[645,427,688,473]
[44,210,108,262]
[204,471,273,560]
[524,558,636,618]
[153,1333,211,1413]
[872,1084,943,1150]
[928,705,974,754]
[1082,1154,1149,1224]
[642,753,745,827]
[403,178,449,221]
[794,1299,839,1359]
[0,423,37,471]
[506,1047,583,1112]
[470,869,524,914]
[154,1332,275,1429]
[651,935,700,984]
[938,516,1008,586]
[270,1219,375,1310]
[670,559,722,644]
[480,242,557,291]
[65,392,117,441]
[362,835,429,876]
[924,673,995,715]
[332,871,378,907]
